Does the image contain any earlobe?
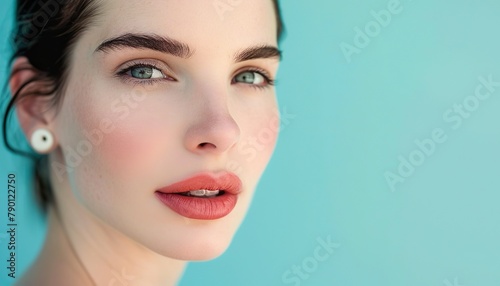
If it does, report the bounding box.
[30,128,56,154]
[9,57,58,152]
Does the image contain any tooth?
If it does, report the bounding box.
[188,189,220,197]
[189,190,207,196]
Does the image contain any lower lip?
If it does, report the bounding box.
[155,192,238,220]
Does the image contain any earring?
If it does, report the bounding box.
[30,128,54,154]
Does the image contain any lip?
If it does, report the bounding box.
[155,172,242,220]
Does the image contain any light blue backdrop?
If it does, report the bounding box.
[1,0,500,285]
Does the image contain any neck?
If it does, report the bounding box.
[55,200,187,286]
[16,207,95,286]
[17,150,188,286]
[17,204,186,286]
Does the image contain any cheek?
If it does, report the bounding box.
[56,84,176,206]
[75,86,175,175]
[91,117,167,179]
[252,115,279,156]
[236,106,280,180]
[223,107,280,221]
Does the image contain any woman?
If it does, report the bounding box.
[4,0,284,285]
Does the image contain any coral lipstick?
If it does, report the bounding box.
[155,172,242,220]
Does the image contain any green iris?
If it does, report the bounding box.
[131,66,154,79]
[235,71,256,84]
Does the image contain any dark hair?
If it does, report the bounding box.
[2,0,285,209]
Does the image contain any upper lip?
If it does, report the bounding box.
[156,171,242,195]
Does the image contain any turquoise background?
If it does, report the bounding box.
[2,0,500,285]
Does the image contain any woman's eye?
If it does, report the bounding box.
[234,71,267,85]
[129,66,165,79]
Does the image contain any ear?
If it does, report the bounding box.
[9,57,58,153]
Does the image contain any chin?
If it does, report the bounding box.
[117,205,247,262]
[144,227,237,261]
[132,188,254,261]
[169,240,231,261]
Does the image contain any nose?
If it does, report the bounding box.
[184,95,240,155]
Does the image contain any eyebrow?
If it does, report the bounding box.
[234,45,282,62]
[95,33,281,62]
[94,33,193,58]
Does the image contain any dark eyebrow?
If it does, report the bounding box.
[234,45,282,62]
[94,33,194,58]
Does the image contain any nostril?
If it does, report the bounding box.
[185,116,240,154]
[198,142,215,148]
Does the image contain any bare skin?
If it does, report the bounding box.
[16,208,114,286]
[16,209,186,286]
[11,0,280,285]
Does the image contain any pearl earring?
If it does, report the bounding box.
[30,128,54,154]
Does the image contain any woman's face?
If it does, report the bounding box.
[49,0,280,260]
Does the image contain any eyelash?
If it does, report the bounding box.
[115,61,276,89]
[234,67,276,90]
[115,62,168,86]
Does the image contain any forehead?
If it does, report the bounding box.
[90,0,278,49]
